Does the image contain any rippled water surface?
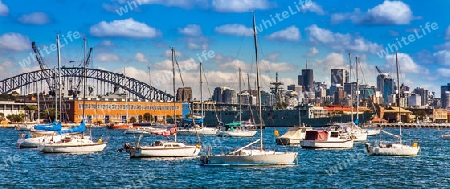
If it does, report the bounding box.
[0,127,449,188]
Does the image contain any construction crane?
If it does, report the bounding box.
[71,47,93,97]
[375,66,383,74]
[32,41,55,95]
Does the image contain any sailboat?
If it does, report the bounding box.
[200,12,298,166]
[216,69,257,137]
[365,50,420,156]
[337,55,368,142]
[38,37,107,153]
[119,47,201,158]
[177,62,217,136]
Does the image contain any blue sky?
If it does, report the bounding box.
[0,0,449,98]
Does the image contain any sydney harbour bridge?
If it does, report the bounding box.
[0,67,174,101]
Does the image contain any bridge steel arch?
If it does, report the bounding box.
[0,67,174,101]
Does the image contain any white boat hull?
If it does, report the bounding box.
[352,132,368,142]
[39,142,107,153]
[216,130,257,137]
[130,145,201,158]
[367,129,381,136]
[16,134,66,148]
[365,143,420,156]
[441,134,450,140]
[201,150,298,166]
[300,140,354,149]
[177,127,217,136]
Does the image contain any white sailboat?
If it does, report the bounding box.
[365,50,420,156]
[39,37,107,153]
[177,62,217,136]
[200,12,298,166]
[120,48,201,158]
[216,69,257,138]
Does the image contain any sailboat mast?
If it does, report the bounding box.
[171,47,177,142]
[395,49,402,144]
[37,82,40,123]
[239,68,242,122]
[124,67,128,124]
[356,57,359,123]
[252,12,263,150]
[57,34,62,122]
[82,38,86,120]
[200,62,203,128]
[348,52,353,124]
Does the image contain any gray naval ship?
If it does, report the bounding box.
[203,103,374,127]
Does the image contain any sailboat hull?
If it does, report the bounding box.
[367,129,381,136]
[176,127,217,136]
[365,143,420,156]
[130,146,201,158]
[300,140,354,149]
[216,130,257,137]
[39,140,106,153]
[16,134,66,148]
[201,150,298,166]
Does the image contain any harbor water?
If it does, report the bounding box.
[0,127,449,188]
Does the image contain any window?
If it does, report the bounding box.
[330,132,339,138]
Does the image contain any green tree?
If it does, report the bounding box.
[25,105,38,122]
[143,113,152,122]
[40,108,59,122]
[0,112,5,121]
[130,116,137,123]
[6,114,25,123]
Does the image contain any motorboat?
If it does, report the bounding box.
[300,125,354,149]
[276,126,313,145]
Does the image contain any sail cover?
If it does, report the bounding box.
[57,119,86,134]
[34,121,62,131]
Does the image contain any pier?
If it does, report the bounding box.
[371,123,450,128]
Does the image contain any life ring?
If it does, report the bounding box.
[350,134,356,140]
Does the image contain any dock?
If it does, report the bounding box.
[372,123,450,128]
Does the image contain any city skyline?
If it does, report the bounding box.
[0,0,449,99]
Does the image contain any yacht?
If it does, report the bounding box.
[300,125,354,149]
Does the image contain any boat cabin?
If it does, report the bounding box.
[150,141,186,148]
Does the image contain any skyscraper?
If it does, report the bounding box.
[301,69,314,92]
[176,87,192,102]
[376,73,394,104]
[331,69,347,86]
[441,83,450,108]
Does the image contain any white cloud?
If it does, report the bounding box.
[0,0,8,16]
[384,53,424,74]
[299,2,326,15]
[90,18,160,38]
[178,24,202,37]
[1,60,13,67]
[98,40,115,47]
[184,36,209,50]
[135,0,208,9]
[434,50,450,65]
[215,24,253,36]
[267,52,280,61]
[135,52,149,63]
[95,53,121,62]
[0,33,30,51]
[305,24,382,53]
[259,60,297,72]
[218,59,250,71]
[331,1,414,25]
[265,26,300,41]
[437,68,450,78]
[305,47,319,57]
[161,49,184,59]
[152,58,199,72]
[212,0,272,12]
[18,12,51,25]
